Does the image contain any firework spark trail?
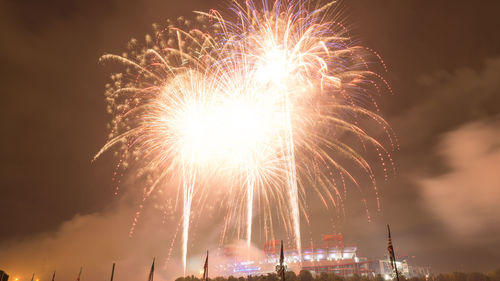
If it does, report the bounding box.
[246,171,255,247]
[283,91,302,258]
[207,0,398,255]
[219,0,331,255]
[96,0,396,274]
[181,161,195,275]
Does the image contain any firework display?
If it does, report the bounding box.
[95,0,395,274]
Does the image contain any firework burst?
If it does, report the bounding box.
[96,0,396,274]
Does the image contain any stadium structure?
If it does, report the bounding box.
[217,234,430,279]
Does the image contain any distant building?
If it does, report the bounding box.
[0,270,9,281]
[219,234,378,277]
[374,257,431,280]
[217,234,430,279]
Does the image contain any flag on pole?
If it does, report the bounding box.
[76,267,82,281]
[51,271,56,281]
[387,224,400,281]
[387,225,396,269]
[275,240,286,281]
[202,251,209,281]
[148,258,155,281]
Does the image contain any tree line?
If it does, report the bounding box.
[175,268,500,281]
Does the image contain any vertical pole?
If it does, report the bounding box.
[387,225,400,281]
[148,258,155,281]
[279,240,286,281]
[110,263,115,281]
[203,250,209,281]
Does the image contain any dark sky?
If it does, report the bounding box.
[1,0,500,280]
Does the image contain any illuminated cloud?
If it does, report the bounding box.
[420,121,500,240]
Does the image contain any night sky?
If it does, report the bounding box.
[1,0,500,280]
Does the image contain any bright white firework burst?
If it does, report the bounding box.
[95,0,397,274]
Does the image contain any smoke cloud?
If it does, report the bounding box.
[0,190,271,281]
[419,120,500,242]
[0,194,184,281]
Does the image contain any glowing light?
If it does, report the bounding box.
[175,97,277,167]
[255,48,290,83]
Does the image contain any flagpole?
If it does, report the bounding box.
[110,263,115,281]
[148,258,155,281]
[276,240,286,281]
[203,250,209,281]
[387,225,400,281]
[77,266,82,281]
